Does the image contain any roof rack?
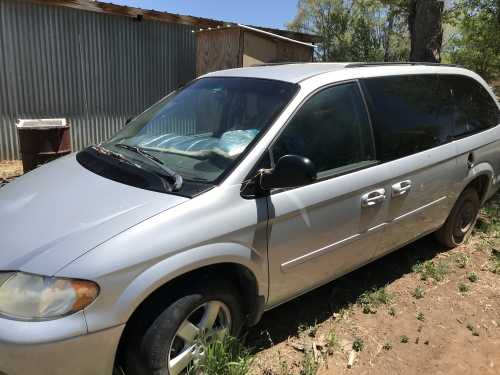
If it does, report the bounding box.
[345,62,463,68]
[250,62,299,67]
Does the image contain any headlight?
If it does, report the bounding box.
[0,272,99,320]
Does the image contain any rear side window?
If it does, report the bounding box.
[362,75,454,162]
[442,75,500,138]
[272,82,375,177]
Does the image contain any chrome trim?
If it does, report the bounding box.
[280,196,447,272]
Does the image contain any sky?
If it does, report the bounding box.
[111,0,299,30]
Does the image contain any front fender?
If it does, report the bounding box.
[68,241,267,333]
[115,242,267,322]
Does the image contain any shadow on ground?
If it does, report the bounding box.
[246,235,449,351]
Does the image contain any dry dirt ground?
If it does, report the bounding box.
[248,193,500,375]
[0,160,23,182]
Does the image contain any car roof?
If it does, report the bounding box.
[202,62,474,84]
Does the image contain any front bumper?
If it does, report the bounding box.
[0,312,125,375]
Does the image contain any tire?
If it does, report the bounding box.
[435,187,480,248]
[122,278,244,375]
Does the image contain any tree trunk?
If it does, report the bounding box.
[408,0,444,62]
[384,11,394,62]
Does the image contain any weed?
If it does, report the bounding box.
[388,306,396,316]
[412,287,425,299]
[382,342,392,350]
[400,335,409,343]
[467,271,478,282]
[191,335,252,375]
[490,249,500,274]
[412,260,449,282]
[299,350,318,375]
[352,337,364,352]
[277,350,290,375]
[308,324,318,338]
[454,253,470,269]
[477,197,500,234]
[458,282,470,293]
[416,312,425,321]
[326,331,340,354]
[358,286,393,314]
[298,323,318,338]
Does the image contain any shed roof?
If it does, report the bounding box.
[22,0,319,44]
[195,24,316,49]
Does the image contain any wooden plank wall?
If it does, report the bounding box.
[196,28,314,76]
[196,28,241,76]
[243,30,313,66]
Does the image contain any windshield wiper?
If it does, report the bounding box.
[92,144,141,168]
[115,143,183,190]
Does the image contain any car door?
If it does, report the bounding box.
[266,81,389,306]
[361,74,463,257]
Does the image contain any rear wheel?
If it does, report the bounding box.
[122,279,243,375]
[435,188,480,248]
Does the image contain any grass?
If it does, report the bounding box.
[358,286,393,314]
[388,306,396,316]
[326,331,340,354]
[412,286,425,299]
[400,335,409,344]
[490,249,500,274]
[352,337,364,352]
[382,342,392,350]
[299,350,319,375]
[458,282,470,293]
[454,253,470,269]
[467,271,478,282]
[412,259,449,282]
[477,195,500,234]
[190,335,253,375]
[416,312,425,321]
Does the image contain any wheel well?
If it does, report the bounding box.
[114,263,261,367]
[466,174,490,203]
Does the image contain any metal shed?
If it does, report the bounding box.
[195,24,315,76]
[0,0,317,160]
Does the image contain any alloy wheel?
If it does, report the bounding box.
[167,300,231,375]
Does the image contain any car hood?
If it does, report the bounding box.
[0,155,188,275]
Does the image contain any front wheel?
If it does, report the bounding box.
[122,279,243,375]
[435,188,480,248]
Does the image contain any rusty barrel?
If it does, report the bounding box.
[16,119,72,172]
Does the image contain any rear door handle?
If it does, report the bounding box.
[361,188,386,207]
[392,180,412,197]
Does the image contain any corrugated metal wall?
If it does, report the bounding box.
[0,0,197,160]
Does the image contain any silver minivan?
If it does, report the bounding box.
[1,63,499,375]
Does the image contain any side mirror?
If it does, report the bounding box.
[260,155,316,190]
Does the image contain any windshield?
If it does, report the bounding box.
[103,77,298,185]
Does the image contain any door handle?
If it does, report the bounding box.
[361,188,386,207]
[392,180,412,197]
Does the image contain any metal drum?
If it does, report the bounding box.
[16,119,72,172]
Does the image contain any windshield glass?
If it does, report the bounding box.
[104,77,298,183]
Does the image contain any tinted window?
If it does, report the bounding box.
[363,75,454,162]
[272,82,375,177]
[442,75,500,138]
